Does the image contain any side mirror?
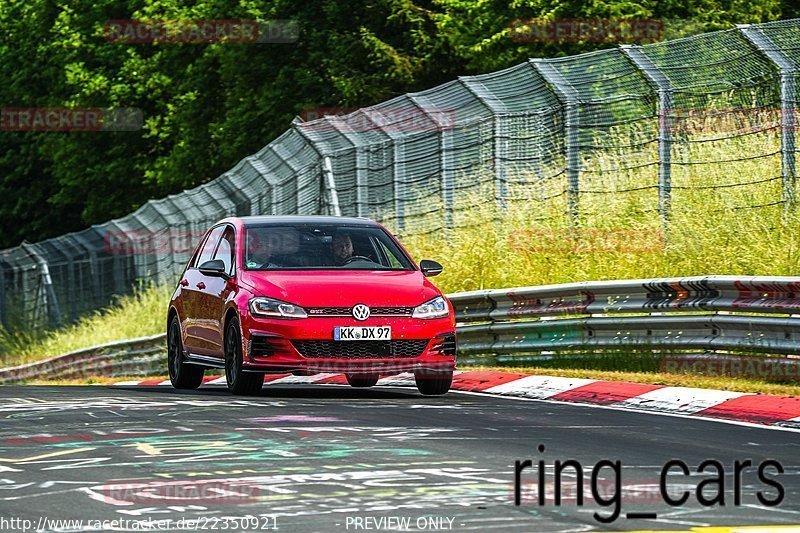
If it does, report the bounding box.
[198,259,229,278]
[419,259,443,277]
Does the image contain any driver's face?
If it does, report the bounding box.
[332,235,353,262]
[248,233,271,264]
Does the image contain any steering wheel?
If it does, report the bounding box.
[343,255,373,264]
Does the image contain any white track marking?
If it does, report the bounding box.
[618,386,749,414]
[484,375,597,399]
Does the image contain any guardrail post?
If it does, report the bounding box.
[620,45,673,229]
[740,24,797,210]
[532,60,581,228]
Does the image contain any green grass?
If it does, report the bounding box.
[0,283,172,366]
[400,128,799,292]
[2,126,799,395]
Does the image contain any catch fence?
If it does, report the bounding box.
[1,19,799,326]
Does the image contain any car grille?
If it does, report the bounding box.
[307,306,413,317]
[293,340,429,359]
[438,334,457,356]
[250,335,276,357]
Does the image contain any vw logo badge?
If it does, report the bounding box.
[352,304,370,321]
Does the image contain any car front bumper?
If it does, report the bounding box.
[240,315,456,375]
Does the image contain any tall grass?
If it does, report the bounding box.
[402,196,800,294]
[401,125,800,292]
[0,283,172,366]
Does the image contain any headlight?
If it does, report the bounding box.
[249,297,308,319]
[412,296,449,319]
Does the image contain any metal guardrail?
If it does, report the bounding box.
[0,334,166,384]
[2,275,800,383]
[449,276,800,357]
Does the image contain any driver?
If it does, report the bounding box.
[246,231,278,269]
[331,232,355,266]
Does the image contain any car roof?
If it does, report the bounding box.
[238,215,379,227]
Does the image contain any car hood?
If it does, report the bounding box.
[238,270,441,308]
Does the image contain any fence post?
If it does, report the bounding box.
[739,24,797,209]
[459,77,508,211]
[532,59,581,228]
[290,117,330,215]
[322,156,342,216]
[20,242,62,326]
[620,45,673,229]
[354,148,368,218]
[67,254,77,321]
[244,156,280,215]
[355,109,407,233]
[409,94,455,231]
[440,123,455,230]
[322,117,369,217]
[393,140,406,233]
[0,261,5,329]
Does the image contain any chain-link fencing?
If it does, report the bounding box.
[1,19,798,327]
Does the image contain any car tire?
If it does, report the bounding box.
[225,317,264,396]
[168,316,204,390]
[345,373,379,388]
[414,370,452,395]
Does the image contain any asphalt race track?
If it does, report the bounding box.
[0,385,797,532]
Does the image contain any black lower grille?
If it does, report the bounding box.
[439,335,457,356]
[293,340,429,359]
[251,335,276,357]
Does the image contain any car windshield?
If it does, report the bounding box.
[242,224,415,271]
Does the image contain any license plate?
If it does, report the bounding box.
[334,326,391,341]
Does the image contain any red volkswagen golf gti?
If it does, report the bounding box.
[167,216,456,395]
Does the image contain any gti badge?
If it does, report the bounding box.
[352,304,370,321]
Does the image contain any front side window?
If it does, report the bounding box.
[213,226,235,275]
[242,224,414,271]
[193,226,225,268]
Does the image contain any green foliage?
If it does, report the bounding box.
[431,0,782,72]
[0,0,790,247]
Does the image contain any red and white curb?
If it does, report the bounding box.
[114,371,800,431]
